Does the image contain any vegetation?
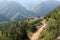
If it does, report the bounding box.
[40,6,60,40]
[0,5,60,40]
[0,18,41,40]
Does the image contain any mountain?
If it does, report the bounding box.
[0,4,60,40]
[31,1,60,16]
[0,14,9,21]
[0,1,36,21]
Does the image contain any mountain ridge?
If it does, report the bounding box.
[31,1,60,16]
[0,1,36,21]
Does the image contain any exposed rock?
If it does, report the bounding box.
[56,36,60,40]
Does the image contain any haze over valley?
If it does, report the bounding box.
[0,0,60,21]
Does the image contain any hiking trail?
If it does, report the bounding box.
[30,19,47,40]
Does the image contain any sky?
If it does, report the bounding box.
[0,0,60,9]
[57,0,60,1]
[10,0,47,9]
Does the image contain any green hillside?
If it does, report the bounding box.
[40,6,60,40]
[0,18,42,40]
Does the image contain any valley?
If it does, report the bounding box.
[0,0,60,40]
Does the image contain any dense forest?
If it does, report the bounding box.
[0,18,42,40]
[0,6,60,40]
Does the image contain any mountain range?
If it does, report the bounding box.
[31,1,60,16]
[0,1,36,21]
[0,1,60,21]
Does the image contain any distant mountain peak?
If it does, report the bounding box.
[31,1,60,16]
[0,1,36,21]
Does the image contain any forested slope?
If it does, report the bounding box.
[0,18,42,40]
[40,6,60,40]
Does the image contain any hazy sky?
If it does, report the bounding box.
[0,0,60,9]
[13,0,60,9]
[9,0,47,9]
[0,0,46,9]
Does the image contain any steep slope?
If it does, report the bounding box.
[31,1,60,16]
[40,6,60,40]
[0,17,42,40]
[0,1,36,21]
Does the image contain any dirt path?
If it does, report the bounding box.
[30,19,47,40]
